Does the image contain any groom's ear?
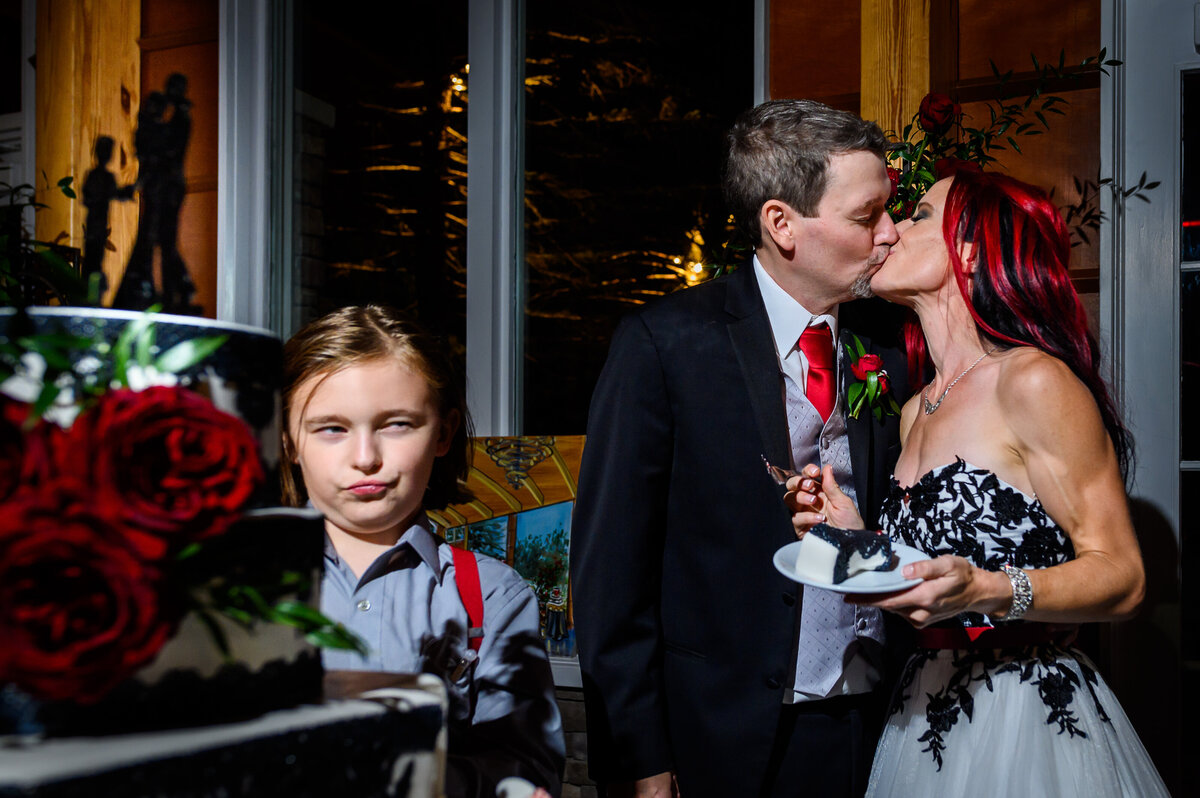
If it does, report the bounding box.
[760,199,799,253]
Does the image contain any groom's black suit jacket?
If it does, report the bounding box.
[571,264,909,796]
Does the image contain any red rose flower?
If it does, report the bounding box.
[0,399,57,502]
[73,386,264,553]
[878,370,891,395]
[850,353,885,381]
[0,399,28,501]
[0,481,175,704]
[918,92,961,135]
[886,166,901,201]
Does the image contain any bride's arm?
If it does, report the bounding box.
[859,352,1144,626]
[995,352,1144,621]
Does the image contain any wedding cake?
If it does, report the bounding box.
[0,308,355,738]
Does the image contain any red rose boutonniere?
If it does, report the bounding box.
[845,334,901,421]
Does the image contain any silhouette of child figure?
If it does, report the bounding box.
[81,136,133,296]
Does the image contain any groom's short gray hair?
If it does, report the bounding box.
[723,99,887,247]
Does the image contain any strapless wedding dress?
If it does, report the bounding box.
[866,458,1169,797]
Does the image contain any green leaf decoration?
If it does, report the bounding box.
[113,307,160,384]
[155,334,228,374]
[18,336,74,371]
[278,570,307,588]
[195,609,232,659]
[30,379,61,422]
[274,600,333,628]
[114,313,155,385]
[850,386,867,419]
[848,380,864,401]
[235,585,274,616]
[134,323,156,367]
[306,625,369,655]
[220,606,256,628]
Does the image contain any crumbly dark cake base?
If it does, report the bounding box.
[808,522,892,583]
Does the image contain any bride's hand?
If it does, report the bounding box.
[848,555,1011,627]
[785,464,865,536]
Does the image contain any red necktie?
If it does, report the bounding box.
[798,323,835,423]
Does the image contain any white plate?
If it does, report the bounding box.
[773,539,930,594]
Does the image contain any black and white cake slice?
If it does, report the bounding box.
[793,523,893,584]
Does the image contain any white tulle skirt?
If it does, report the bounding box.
[867,645,1169,797]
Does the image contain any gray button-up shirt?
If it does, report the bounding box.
[322,515,564,793]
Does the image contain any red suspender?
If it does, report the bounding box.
[450,546,485,652]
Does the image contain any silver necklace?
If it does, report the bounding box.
[922,347,998,415]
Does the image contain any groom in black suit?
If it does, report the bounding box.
[571,100,909,798]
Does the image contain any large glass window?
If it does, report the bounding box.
[291,1,469,348]
[288,1,754,431]
[521,0,754,433]
[1182,72,1200,263]
[0,0,20,116]
[1184,272,1200,461]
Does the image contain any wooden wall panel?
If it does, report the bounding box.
[140,0,218,317]
[769,1,860,111]
[35,0,140,301]
[142,41,218,192]
[141,0,217,37]
[959,88,1101,273]
[175,187,216,314]
[34,1,78,248]
[958,0,1100,80]
[860,0,931,138]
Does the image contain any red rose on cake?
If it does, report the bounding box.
[0,398,59,502]
[0,398,27,501]
[72,386,265,555]
[0,480,176,704]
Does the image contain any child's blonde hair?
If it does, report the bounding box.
[281,305,473,509]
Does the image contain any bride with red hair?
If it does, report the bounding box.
[790,170,1169,795]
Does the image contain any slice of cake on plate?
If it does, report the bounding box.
[793,523,893,584]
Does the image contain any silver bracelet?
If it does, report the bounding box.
[1000,563,1033,620]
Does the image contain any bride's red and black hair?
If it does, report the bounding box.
[905,169,1133,480]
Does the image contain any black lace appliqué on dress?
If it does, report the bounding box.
[880,458,1110,769]
[888,645,1111,770]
